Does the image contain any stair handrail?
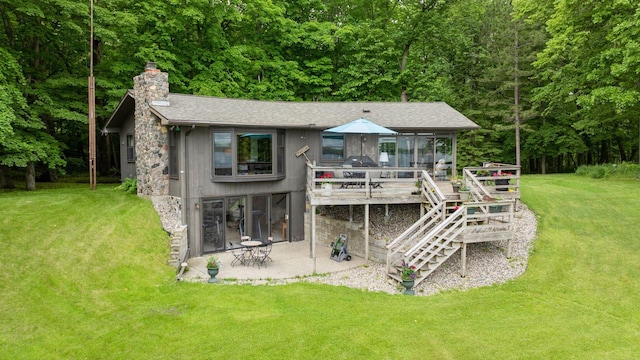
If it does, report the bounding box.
[405,207,466,260]
[462,168,491,201]
[385,203,445,272]
[419,170,446,208]
[386,203,444,252]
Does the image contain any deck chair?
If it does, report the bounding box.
[229,242,248,266]
[370,170,385,189]
[434,159,447,181]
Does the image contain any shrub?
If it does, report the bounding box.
[575,163,640,179]
[115,178,137,194]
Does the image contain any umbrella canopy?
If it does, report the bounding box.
[342,155,378,167]
[325,118,397,134]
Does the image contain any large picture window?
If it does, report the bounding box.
[237,133,273,175]
[212,129,284,181]
[321,134,344,160]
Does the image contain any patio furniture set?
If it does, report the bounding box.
[230,236,273,268]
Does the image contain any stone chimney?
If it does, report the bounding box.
[133,62,170,196]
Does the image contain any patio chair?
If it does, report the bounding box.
[255,240,273,268]
[434,159,447,181]
[229,242,248,267]
[370,170,386,189]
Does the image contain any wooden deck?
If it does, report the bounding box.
[307,165,460,206]
[306,162,522,283]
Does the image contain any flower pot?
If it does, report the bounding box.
[467,207,475,215]
[452,184,460,193]
[401,279,415,295]
[495,178,509,191]
[207,267,219,283]
[489,205,503,213]
[321,183,332,196]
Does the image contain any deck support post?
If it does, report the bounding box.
[365,204,369,264]
[349,205,353,222]
[460,242,467,277]
[311,205,317,274]
[506,238,512,258]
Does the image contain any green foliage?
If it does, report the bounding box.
[115,177,137,194]
[575,163,640,180]
[2,0,639,177]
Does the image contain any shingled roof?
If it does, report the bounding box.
[105,92,480,132]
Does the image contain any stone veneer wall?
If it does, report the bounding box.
[133,67,170,197]
[152,195,188,269]
[134,64,186,270]
[304,212,387,263]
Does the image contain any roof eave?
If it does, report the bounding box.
[103,90,134,131]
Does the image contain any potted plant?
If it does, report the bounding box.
[319,172,333,195]
[400,260,417,295]
[493,171,511,191]
[206,257,220,283]
[450,176,462,193]
[489,196,504,213]
[411,179,421,195]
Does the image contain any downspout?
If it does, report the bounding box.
[176,125,195,281]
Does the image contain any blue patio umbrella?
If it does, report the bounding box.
[325,118,397,135]
[325,118,397,159]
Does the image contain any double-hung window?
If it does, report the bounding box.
[126,134,135,163]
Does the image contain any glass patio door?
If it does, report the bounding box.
[397,136,414,178]
[202,199,225,253]
[271,193,287,242]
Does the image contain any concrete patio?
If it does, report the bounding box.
[179,240,367,282]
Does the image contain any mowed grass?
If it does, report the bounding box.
[1,176,639,359]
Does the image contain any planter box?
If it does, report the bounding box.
[489,205,503,213]
[495,178,509,191]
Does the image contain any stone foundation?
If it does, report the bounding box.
[152,195,188,269]
[304,211,387,263]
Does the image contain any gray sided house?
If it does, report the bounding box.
[104,64,480,267]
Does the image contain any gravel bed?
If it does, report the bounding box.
[299,203,537,296]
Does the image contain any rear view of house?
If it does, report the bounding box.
[103,62,480,268]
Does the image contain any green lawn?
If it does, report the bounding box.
[1,176,639,359]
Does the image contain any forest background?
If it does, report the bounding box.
[1,0,639,187]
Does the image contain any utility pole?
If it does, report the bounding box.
[88,0,97,190]
[514,20,521,167]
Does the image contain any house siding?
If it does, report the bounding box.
[119,112,136,182]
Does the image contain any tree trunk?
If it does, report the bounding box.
[400,43,410,102]
[615,136,627,162]
[26,162,36,191]
[0,165,15,189]
[541,118,546,174]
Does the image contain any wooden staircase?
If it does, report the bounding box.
[386,166,517,286]
[386,204,466,285]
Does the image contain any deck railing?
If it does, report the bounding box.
[306,163,441,204]
[462,163,520,198]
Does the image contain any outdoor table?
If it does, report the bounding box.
[241,240,263,266]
